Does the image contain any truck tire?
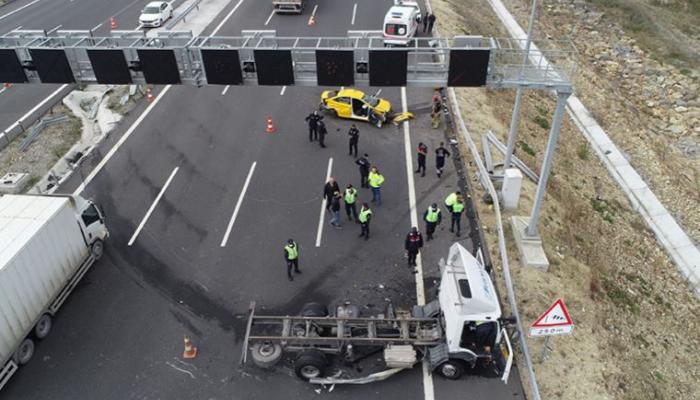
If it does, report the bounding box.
[437,359,465,380]
[91,239,104,260]
[15,338,35,365]
[250,342,283,369]
[34,314,52,339]
[300,302,328,317]
[294,349,327,381]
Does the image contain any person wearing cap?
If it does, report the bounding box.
[450,198,465,237]
[358,203,372,240]
[305,110,323,142]
[444,190,461,213]
[423,203,442,241]
[405,227,424,268]
[344,184,358,221]
[348,124,359,157]
[356,153,371,188]
[284,239,300,281]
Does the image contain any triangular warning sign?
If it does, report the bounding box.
[531,299,573,328]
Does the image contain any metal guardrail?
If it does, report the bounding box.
[18,115,69,152]
[165,0,203,30]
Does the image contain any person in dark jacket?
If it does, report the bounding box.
[405,227,424,268]
[427,13,436,34]
[415,142,428,177]
[304,111,322,142]
[422,12,430,33]
[323,177,340,210]
[435,142,451,178]
[318,120,328,148]
[356,153,371,188]
[348,124,359,157]
[329,191,342,228]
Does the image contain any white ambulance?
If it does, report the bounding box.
[382,1,422,46]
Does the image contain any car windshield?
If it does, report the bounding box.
[143,6,160,14]
[362,95,380,107]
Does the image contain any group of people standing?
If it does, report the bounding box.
[415,141,451,178]
[421,12,437,34]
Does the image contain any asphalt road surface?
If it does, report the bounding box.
[0,0,186,138]
[0,0,526,399]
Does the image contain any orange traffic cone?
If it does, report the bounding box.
[110,17,117,30]
[3,83,11,89]
[307,16,315,26]
[146,87,154,102]
[183,336,198,359]
[266,116,275,133]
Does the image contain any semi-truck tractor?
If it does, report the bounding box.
[0,194,108,390]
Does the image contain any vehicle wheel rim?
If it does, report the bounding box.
[37,318,50,336]
[441,364,457,377]
[300,366,320,379]
[93,242,103,258]
[258,343,275,357]
[19,342,33,363]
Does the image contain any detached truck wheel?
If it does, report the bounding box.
[15,338,35,365]
[250,342,283,369]
[437,359,465,380]
[91,239,104,260]
[34,314,52,339]
[294,349,328,381]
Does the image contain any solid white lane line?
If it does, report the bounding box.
[351,3,357,25]
[280,86,287,96]
[0,88,6,95]
[221,85,230,96]
[264,9,275,26]
[220,162,257,247]
[128,166,179,246]
[315,157,333,247]
[74,85,173,195]
[211,0,245,36]
[0,0,42,22]
[3,84,69,135]
[400,86,435,400]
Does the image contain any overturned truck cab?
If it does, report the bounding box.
[240,243,513,385]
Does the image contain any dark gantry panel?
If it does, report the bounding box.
[201,49,243,85]
[447,49,490,87]
[0,49,27,83]
[28,49,75,83]
[316,50,354,87]
[253,50,294,86]
[369,50,407,87]
[137,49,181,84]
[87,49,132,84]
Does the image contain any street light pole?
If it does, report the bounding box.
[503,0,539,170]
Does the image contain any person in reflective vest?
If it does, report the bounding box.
[368,167,385,206]
[344,184,358,221]
[450,198,465,237]
[284,239,300,281]
[423,203,442,241]
[444,190,461,213]
[358,203,372,240]
[404,227,424,268]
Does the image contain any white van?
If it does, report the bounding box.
[382,1,422,46]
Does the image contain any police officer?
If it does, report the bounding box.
[356,153,371,188]
[304,111,322,142]
[423,203,442,241]
[358,203,372,240]
[404,227,423,267]
[444,190,461,213]
[318,120,328,148]
[450,198,465,236]
[348,124,359,157]
[415,142,428,177]
[344,184,358,221]
[435,142,451,178]
[284,239,301,281]
[368,167,385,206]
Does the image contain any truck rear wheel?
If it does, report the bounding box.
[250,342,283,368]
[34,314,52,339]
[15,338,35,365]
[91,239,104,260]
[294,349,327,381]
[437,359,465,380]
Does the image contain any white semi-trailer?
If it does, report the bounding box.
[0,194,108,390]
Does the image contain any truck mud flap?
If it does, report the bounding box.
[308,367,406,385]
[0,360,19,391]
[427,343,449,370]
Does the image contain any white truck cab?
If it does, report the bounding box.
[383,1,422,46]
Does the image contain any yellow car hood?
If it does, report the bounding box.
[375,99,392,114]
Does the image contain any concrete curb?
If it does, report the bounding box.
[486,0,700,297]
[0,84,75,152]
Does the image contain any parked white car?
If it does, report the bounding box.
[139,1,173,28]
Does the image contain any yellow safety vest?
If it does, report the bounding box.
[359,208,372,223]
[344,188,357,204]
[426,208,440,223]
[445,192,458,207]
[452,202,465,213]
[369,172,384,188]
[285,243,298,260]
